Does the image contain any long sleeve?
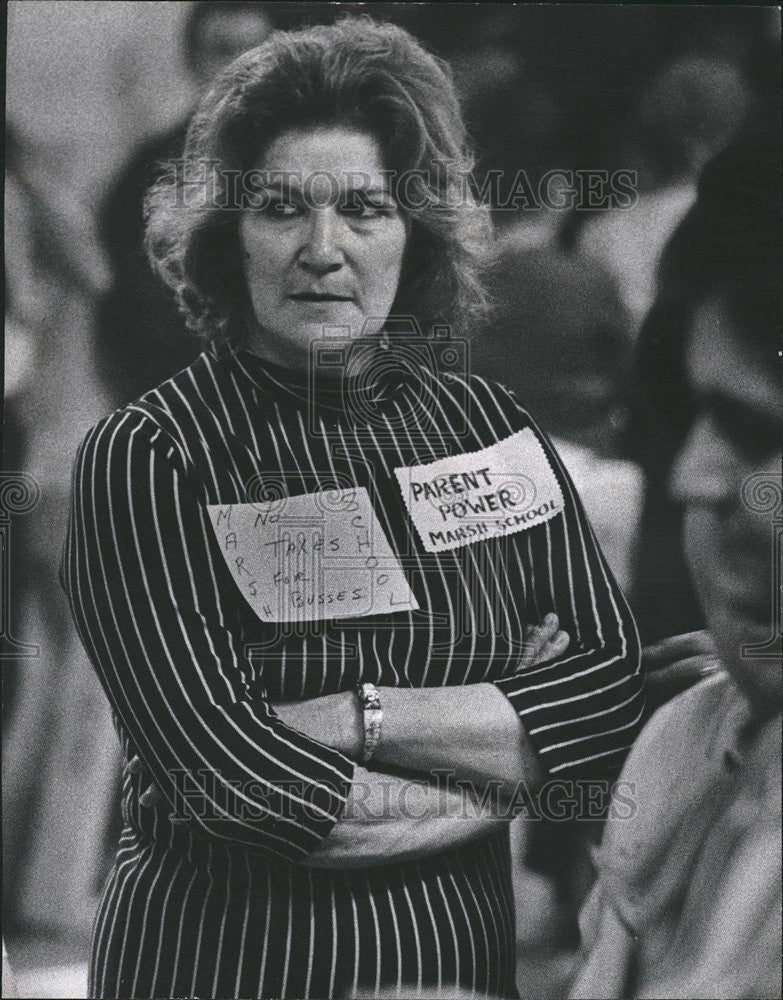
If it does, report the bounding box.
[569,881,636,999]
[60,409,354,863]
[484,382,644,779]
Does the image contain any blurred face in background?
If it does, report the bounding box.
[239,126,408,370]
[671,295,783,715]
[191,9,272,85]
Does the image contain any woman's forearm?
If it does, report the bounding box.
[300,765,509,869]
[272,683,543,796]
[375,683,543,793]
[271,618,568,793]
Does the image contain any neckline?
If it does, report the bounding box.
[221,341,426,415]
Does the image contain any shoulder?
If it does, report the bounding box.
[452,373,579,488]
[100,119,190,240]
[73,407,173,487]
[600,672,741,855]
[449,370,542,430]
[134,348,215,412]
[74,351,219,473]
[106,119,189,199]
[625,670,739,774]
[594,672,776,935]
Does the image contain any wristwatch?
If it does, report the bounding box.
[355,682,383,763]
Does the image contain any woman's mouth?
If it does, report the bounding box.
[288,293,354,302]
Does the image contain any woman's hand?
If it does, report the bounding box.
[517,612,571,671]
[126,753,164,807]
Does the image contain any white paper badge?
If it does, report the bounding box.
[207,487,419,623]
[394,429,564,553]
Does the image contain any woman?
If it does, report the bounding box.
[62,18,642,999]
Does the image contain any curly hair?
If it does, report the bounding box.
[145,16,493,346]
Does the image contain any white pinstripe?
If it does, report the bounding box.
[401,879,424,994]
[148,853,184,997]
[279,867,295,997]
[167,864,198,997]
[128,846,168,995]
[210,851,233,997]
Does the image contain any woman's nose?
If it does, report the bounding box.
[298,209,344,273]
[669,414,736,507]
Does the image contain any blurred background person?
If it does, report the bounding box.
[476,242,640,589]
[571,124,782,999]
[565,54,751,335]
[3,123,115,992]
[445,12,774,993]
[94,1,274,406]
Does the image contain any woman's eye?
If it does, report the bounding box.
[251,197,300,218]
[341,196,392,219]
[271,200,299,217]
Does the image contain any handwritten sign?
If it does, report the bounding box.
[207,488,418,623]
[394,429,564,553]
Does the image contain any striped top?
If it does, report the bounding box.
[61,344,643,998]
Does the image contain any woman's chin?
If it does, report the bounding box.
[725,663,783,719]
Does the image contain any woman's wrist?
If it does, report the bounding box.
[334,691,365,758]
[271,692,364,757]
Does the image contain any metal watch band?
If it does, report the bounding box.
[356,682,383,764]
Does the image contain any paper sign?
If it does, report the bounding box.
[208,488,419,623]
[394,429,564,553]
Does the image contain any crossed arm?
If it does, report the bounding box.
[276,618,566,867]
[130,617,568,868]
[67,414,577,869]
[272,615,568,786]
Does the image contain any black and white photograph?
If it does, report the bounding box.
[3,3,781,998]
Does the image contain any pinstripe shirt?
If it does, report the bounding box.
[61,344,643,998]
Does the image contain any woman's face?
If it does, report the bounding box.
[239,126,408,369]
